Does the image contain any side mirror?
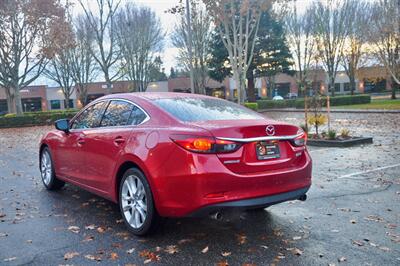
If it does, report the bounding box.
[55,119,70,133]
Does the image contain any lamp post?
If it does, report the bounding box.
[185,0,195,94]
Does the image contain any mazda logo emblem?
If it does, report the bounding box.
[266,125,275,136]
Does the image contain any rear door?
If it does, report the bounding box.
[82,100,148,192]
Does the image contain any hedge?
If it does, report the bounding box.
[244,102,258,111]
[0,109,78,128]
[257,94,371,109]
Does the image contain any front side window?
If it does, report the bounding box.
[71,101,107,129]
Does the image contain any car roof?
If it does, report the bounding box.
[99,92,219,101]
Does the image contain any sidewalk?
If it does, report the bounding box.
[259,108,400,114]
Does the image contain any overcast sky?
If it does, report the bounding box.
[37,0,314,86]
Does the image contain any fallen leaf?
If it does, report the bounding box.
[3,257,17,262]
[0,233,8,237]
[201,246,209,253]
[216,261,229,266]
[293,236,302,240]
[64,252,79,260]
[350,219,357,224]
[221,251,231,257]
[83,235,94,242]
[139,250,160,263]
[110,252,119,260]
[352,240,364,246]
[236,233,247,245]
[85,254,102,261]
[379,246,390,252]
[97,226,106,233]
[85,224,96,230]
[165,245,179,254]
[338,257,346,262]
[26,239,33,243]
[0,213,6,218]
[260,245,269,249]
[126,248,135,254]
[67,226,80,234]
[291,248,303,256]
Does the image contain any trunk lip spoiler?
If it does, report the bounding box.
[216,133,303,143]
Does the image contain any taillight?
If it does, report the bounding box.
[170,135,241,154]
[291,130,307,147]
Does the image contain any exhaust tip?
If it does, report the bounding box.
[298,194,307,201]
[210,212,222,220]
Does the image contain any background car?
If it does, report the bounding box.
[39,93,312,235]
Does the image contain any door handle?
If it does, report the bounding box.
[77,138,85,145]
[114,136,125,144]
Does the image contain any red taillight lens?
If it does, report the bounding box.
[292,130,307,147]
[170,135,241,154]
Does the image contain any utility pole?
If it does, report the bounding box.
[185,0,195,94]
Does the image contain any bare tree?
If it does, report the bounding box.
[312,0,352,96]
[0,0,69,114]
[284,0,316,97]
[43,13,76,110]
[172,1,213,94]
[369,0,400,99]
[115,3,164,92]
[70,15,98,106]
[340,0,371,95]
[80,0,121,94]
[202,0,271,103]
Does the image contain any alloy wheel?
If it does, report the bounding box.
[121,175,148,229]
[41,150,52,185]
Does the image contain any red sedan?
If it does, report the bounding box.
[39,93,312,235]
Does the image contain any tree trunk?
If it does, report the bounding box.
[14,87,23,115]
[350,75,356,95]
[5,89,15,114]
[105,72,112,94]
[329,75,335,97]
[247,70,256,103]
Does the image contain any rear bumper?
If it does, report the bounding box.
[151,147,312,217]
[188,186,310,217]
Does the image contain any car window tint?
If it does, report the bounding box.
[100,100,134,127]
[153,97,264,122]
[128,106,147,125]
[71,101,106,129]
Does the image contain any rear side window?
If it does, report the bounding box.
[100,100,147,127]
[153,97,263,122]
[71,101,106,129]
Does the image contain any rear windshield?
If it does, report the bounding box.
[153,97,263,122]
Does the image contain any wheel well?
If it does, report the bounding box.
[115,161,141,202]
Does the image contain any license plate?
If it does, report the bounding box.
[256,141,280,160]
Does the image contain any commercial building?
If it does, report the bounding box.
[0,66,396,113]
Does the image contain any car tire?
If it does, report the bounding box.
[40,147,65,190]
[119,168,161,236]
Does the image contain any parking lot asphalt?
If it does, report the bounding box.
[0,112,399,265]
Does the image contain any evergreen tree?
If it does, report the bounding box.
[169,67,177,78]
[208,11,293,101]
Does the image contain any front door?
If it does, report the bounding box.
[82,100,148,192]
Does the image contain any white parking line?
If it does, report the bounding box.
[338,163,400,179]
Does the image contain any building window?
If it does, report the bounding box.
[22,98,42,112]
[64,99,74,109]
[334,83,341,92]
[344,83,351,91]
[50,100,61,110]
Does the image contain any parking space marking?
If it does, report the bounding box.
[338,163,400,179]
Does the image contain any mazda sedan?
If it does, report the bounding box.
[39,93,312,235]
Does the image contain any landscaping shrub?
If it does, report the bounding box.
[244,102,258,111]
[327,129,337,140]
[257,94,371,109]
[0,109,78,128]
